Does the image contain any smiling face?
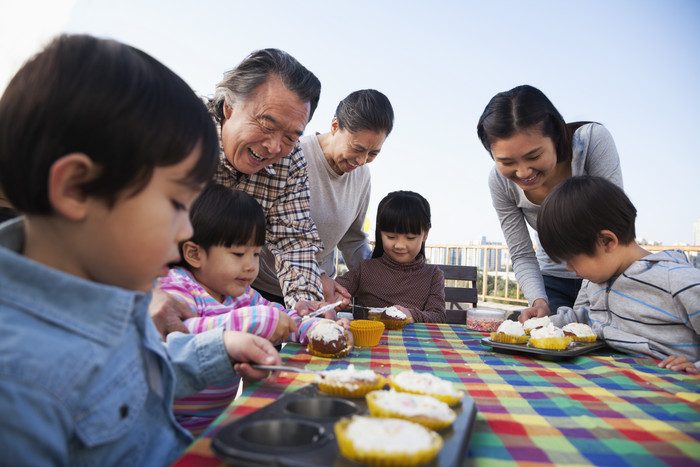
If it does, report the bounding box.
[192,242,261,302]
[490,131,560,192]
[220,75,311,175]
[379,230,428,264]
[324,119,387,175]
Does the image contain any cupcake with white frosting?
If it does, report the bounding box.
[388,370,463,406]
[562,323,597,342]
[307,320,351,358]
[366,389,456,430]
[523,316,552,335]
[491,320,529,344]
[334,416,442,467]
[528,323,572,350]
[317,364,385,397]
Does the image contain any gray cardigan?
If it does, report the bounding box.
[488,123,622,305]
[551,250,700,370]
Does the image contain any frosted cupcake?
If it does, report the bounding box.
[366,389,456,430]
[562,323,597,342]
[334,416,442,467]
[528,323,572,350]
[307,320,351,358]
[523,316,552,335]
[490,320,529,344]
[317,364,385,397]
[388,370,463,406]
[369,306,411,330]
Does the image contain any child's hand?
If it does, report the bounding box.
[394,305,414,323]
[337,318,352,330]
[270,311,297,344]
[658,355,699,374]
[222,331,282,381]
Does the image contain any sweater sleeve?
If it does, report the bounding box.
[488,168,548,305]
[407,266,446,323]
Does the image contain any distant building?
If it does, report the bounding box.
[479,236,505,271]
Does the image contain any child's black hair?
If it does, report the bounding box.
[537,175,637,263]
[372,190,431,259]
[177,183,266,270]
[0,34,219,213]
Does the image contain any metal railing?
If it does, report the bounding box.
[336,243,700,307]
[425,243,700,307]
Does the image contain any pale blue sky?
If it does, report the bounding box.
[2,0,699,244]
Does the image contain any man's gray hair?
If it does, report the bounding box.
[209,48,321,123]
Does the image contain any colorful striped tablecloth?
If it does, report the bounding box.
[172,323,700,466]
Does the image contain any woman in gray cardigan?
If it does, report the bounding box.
[477,85,623,318]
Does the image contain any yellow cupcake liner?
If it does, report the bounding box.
[334,417,442,467]
[365,391,456,430]
[387,376,464,407]
[307,337,352,359]
[350,320,385,347]
[569,335,597,343]
[318,374,386,398]
[367,314,411,330]
[528,336,573,350]
[490,332,529,344]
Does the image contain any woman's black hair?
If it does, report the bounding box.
[177,183,266,271]
[372,190,431,259]
[537,175,637,263]
[335,89,394,136]
[0,34,219,214]
[477,84,592,164]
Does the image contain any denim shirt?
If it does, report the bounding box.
[0,218,236,467]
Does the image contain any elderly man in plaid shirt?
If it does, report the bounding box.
[150,49,350,338]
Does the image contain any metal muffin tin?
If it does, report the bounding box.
[211,383,477,466]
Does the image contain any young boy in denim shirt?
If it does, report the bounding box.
[520,175,700,374]
[0,34,281,466]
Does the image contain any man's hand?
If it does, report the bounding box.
[149,289,196,340]
[223,331,283,382]
[321,274,351,307]
[517,299,550,323]
[295,300,344,320]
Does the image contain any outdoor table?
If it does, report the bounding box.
[172,323,700,466]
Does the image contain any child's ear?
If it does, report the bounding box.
[48,153,99,220]
[182,241,203,269]
[598,230,619,253]
[422,228,431,243]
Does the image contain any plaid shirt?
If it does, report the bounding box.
[213,137,324,307]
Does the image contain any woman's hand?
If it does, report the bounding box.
[223,331,283,382]
[658,355,699,374]
[149,289,197,340]
[517,299,550,323]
